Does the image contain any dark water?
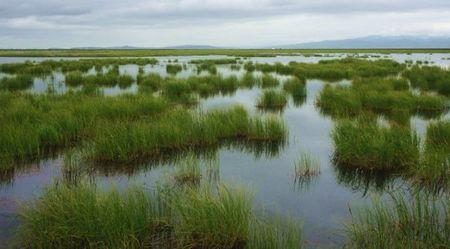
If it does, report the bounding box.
[0,54,449,248]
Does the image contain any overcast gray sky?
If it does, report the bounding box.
[1,0,450,48]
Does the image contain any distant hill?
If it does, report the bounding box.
[276,36,450,49]
[162,45,222,49]
[68,36,450,50]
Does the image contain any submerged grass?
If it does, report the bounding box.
[16,182,303,249]
[346,193,450,249]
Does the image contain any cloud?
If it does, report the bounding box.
[0,0,449,48]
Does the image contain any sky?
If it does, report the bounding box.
[1,0,450,48]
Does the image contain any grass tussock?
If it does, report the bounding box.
[412,120,450,186]
[0,92,169,169]
[190,58,238,65]
[346,193,450,249]
[240,72,260,88]
[88,105,287,164]
[166,64,183,75]
[17,182,303,249]
[256,90,288,109]
[173,154,202,186]
[404,65,450,96]
[137,73,163,92]
[294,153,321,178]
[64,67,135,88]
[317,77,449,119]
[332,118,420,171]
[0,74,34,91]
[0,58,158,75]
[291,58,405,80]
[196,63,218,74]
[283,77,307,104]
[261,73,280,88]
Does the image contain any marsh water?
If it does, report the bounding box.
[1,53,449,248]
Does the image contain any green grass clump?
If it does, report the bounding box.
[64,71,84,86]
[291,58,404,80]
[187,75,239,96]
[256,90,288,109]
[0,75,34,91]
[73,67,134,87]
[196,63,218,74]
[240,72,260,88]
[0,61,53,75]
[404,65,450,96]
[172,185,253,248]
[425,120,450,150]
[332,119,420,171]
[413,120,450,185]
[137,73,163,92]
[244,62,256,72]
[162,78,196,104]
[17,182,303,249]
[17,183,165,249]
[283,77,306,98]
[190,58,238,65]
[317,80,448,119]
[261,73,279,88]
[88,106,286,164]
[117,74,134,89]
[166,64,183,75]
[346,193,450,249]
[0,58,158,75]
[173,154,202,186]
[0,92,169,168]
[316,85,363,117]
[230,64,241,71]
[415,94,449,112]
[353,77,410,92]
[253,62,293,75]
[293,153,321,190]
[294,153,320,178]
[247,116,288,141]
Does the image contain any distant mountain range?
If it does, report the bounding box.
[275,35,450,49]
[69,35,450,50]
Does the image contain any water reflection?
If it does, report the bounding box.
[333,165,399,196]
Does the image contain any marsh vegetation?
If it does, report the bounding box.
[1,53,450,248]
